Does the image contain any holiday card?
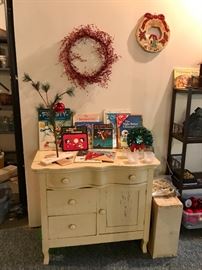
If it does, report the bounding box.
[116,114,143,148]
[38,108,73,150]
[92,123,113,149]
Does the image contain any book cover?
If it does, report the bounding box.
[75,121,103,148]
[103,110,130,148]
[74,150,101,163]
[61,126,87,134]
[173,67,199,89]
[74,150,116,163]
[73,113,101,123]
[117,114,143,148]
[38,108,73,150]
[62,132,88,151]
[92,123,113,149]
[89,150,116,163]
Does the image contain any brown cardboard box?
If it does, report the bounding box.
[148,196,183,258]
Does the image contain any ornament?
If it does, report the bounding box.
[53,102,65,113]
[136,13,170,53]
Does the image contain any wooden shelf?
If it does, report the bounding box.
[0,68,9,72]
[173,88,202,94]
[167,87,202,196]
[172,172,202,190]
[0,131,14,134]
[172,133,202,143]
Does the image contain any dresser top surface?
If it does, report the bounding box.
[31,150,160,172]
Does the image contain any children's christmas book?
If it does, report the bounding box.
[73,113,101,123]
[75,121,103,148]
[38,108,73,150]
[103,110,130,148]
[92,123,113,149]
[74,149,116,163]
[116,114,143,148]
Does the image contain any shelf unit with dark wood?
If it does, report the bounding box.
[167,88,202,193]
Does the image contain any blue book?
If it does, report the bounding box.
[117,115,143,148]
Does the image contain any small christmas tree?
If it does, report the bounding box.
[127,126,153,151]
[23,73,74,157]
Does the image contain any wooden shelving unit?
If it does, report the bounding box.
[167,88,202,193]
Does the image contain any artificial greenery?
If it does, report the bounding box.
[127,126,153,151]
[23,73,74,157]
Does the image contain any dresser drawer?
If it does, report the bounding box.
[48,213,96,239]
[92,168,148,185]
[113,168,148,184]
[47,188,97,216]
[46,170,92,188]
[46,168,148,188]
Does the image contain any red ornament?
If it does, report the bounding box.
[53,102,65,113]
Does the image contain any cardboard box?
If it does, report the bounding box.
[148,196,183,258]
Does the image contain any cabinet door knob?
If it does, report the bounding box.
[61,178,70,184]
[129,174,136,181]
[68,199,76,205]
[69,224,77,230]
[99,209,106,215]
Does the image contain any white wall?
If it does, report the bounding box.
[12,0,202,226]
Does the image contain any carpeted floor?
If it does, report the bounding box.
[0,226,201,270]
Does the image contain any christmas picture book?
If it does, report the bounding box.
[92,123,113,149]
[38,108,73,150]
[116,114,143,148]
[103,110,130,148]
[75,121,103,148]
[74,149,116,163]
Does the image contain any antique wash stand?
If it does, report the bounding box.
[32,150,160,264]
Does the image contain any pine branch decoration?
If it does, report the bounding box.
[23,73,75,157]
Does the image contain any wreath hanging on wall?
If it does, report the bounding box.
[59,24,119,89]
[136,13,170,53]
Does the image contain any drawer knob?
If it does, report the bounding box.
[69,224,77,230]
[61,178,70,184]
[68,199,76,205]
[129,174,136,181]
[99,209,106,215]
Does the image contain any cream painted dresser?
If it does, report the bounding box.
[31,150,160,264]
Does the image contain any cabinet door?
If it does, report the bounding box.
[98,183,146,234]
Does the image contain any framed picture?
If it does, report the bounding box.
[62,133,88,151]
[38,108,73,150]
